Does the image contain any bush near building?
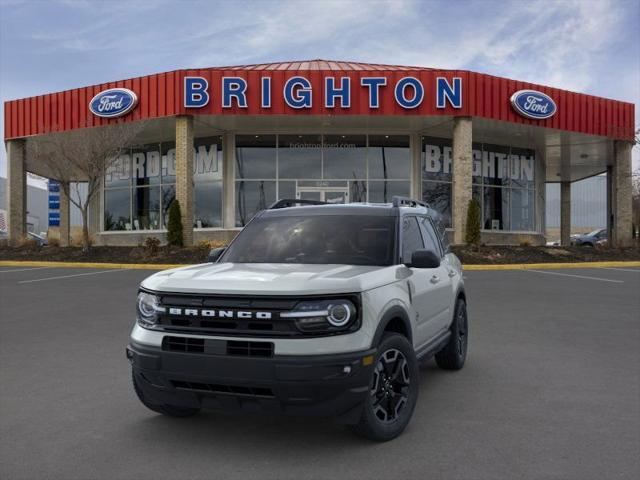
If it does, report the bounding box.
[166,200,183,247]
[465,199,481,246]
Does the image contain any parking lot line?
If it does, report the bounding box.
[525,269,624,283]
[17,269,124,284]
[597,267,640,273]
[0,267,54,273]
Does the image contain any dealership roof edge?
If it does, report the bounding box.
[4,59,635,141]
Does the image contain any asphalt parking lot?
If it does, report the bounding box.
[1,265,639,480]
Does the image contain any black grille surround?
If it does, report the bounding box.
[143,291,362,338]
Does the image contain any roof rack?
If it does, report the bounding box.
[268,198,328,209]
[391,196,430,209]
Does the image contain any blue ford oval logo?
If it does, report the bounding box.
[89,88,138,118]
[510,89,556,120]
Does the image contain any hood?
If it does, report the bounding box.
[141,262,401,295]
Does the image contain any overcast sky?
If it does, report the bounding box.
[1,0,638,181]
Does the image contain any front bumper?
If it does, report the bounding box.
[127,340,376,423]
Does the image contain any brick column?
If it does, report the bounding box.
[560,181,571,246]
[610,141,633,247]
[175,115,194,246]
[222,133,236,229]
[59,181,70,247]
[452,117,473,245]
[6,139,27,245]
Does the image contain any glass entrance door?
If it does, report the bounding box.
[296,186,349,204]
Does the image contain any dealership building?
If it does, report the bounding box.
[4,60,636,247]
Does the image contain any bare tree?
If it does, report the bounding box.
[27,122,143,251]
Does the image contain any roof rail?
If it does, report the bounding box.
[268,198,328,209]
[391,196,430,209]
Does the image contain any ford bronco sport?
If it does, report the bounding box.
[127,197,468,441]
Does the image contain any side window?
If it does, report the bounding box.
[402,216,424,264]
[431,213,450,252]
[419,217,442,257]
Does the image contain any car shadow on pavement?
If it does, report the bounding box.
[120,361,450,451]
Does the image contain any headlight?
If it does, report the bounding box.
[136,291,164,327]
[281,299,357,333]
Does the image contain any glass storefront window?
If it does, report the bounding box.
[104,188,131,231]
[236,135,276,179]
[104,136,223,232]
[236,180,277,227]
[161,185,175,228]
[509,147,535,189]
[422,181,452,228]
[422,136,452,182]
[423,136,537,232]
[510,188,535,231]
[105,154,131,188]
[132,186,160,230]
[322,135,366,179]
[195,181,223,228]
[483,186,509,230]
[278,134,322,179]
[368,181,410,203]
[369,135,410,179]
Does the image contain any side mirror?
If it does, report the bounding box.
[407,249,440,269]
[208,247,226,263]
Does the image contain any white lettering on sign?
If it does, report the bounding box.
[106,143,221,183]
[523,95,549,114]
[424,143,535,182]
[97,95,124,112]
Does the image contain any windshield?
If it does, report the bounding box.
[587,229,604,237]
[221,215,397,266]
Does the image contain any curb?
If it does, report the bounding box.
[0,260,187,270]
[1,260,639,271]
[462,261,640,270]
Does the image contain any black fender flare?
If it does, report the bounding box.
[371,305,413,348]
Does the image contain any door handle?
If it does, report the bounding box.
[430,275,440,284]
[448,269,457,278]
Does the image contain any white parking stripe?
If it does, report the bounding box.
[597,267,640,273]
[525,269,624,283]
[18,269,123,284]
[0,267,54,273]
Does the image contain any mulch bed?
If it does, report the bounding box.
[450,245,640,264]
[1,244,638,265]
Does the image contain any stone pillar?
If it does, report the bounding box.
[175,115,194,246]
[560,181,571,246]
[452,117,473,245]
[59,182,70,247]
[409,133,422,200]
[222,133,236,229]
[6,139,27,245]
[610,141,633,247]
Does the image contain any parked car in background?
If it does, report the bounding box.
[571,229,607,247]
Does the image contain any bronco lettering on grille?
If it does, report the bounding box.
[167,308,272,319]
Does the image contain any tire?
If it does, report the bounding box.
[435,298,468,370]
[351,333,419,442]
[132,371,201,418]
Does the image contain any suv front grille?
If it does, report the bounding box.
[151,293,360,337]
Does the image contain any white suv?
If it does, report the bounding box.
[127,197,468,441]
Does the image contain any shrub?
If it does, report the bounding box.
[166,200,183,247]
[465,198,481,246]
[48,237,60,247]
[144,236,161,256]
